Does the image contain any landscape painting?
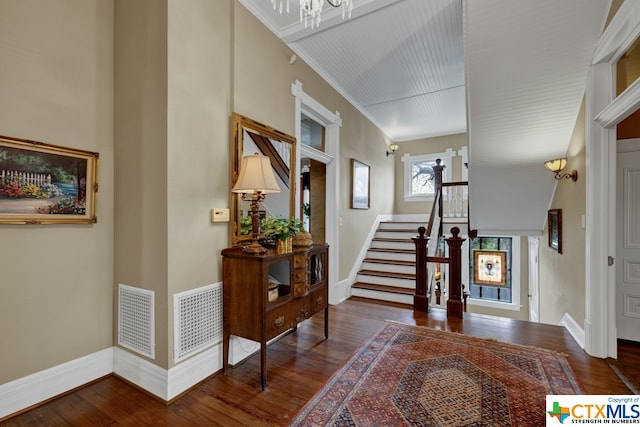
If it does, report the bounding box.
[0,135,99,224]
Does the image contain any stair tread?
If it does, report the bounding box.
[369,247,415,254]
[380,221,429,225]
[358,269,415,279]
[372,237,414,242]
[352,282,415,295]
[363,258,415,266]
[376,228,421,233]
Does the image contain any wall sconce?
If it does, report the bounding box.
[544,157,578,182]
[232,153,281,254]
[386,143,399,157]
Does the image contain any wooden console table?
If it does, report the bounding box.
[221,244,329,389]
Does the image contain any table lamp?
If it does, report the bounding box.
[232,153,281,254]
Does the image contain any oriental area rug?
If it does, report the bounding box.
[290,322,584,426]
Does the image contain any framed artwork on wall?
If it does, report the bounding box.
[351,158,370,209]
[548,209,562,253]
[0,135,99,224]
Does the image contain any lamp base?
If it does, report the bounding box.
[243,239,267,254]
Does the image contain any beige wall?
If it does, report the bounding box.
[232,3,394,280]
[114,0,170,368]
[166,0,232,366]
[0,0,115,384]
[393,133,467,214]
[539,100,587,327]
[0,0,392,385]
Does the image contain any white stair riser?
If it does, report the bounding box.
[443,223,468,235]
[370,240,415,250]
[377,222,425,231]
[356,275,415,288]
[351,288,414,305]
[375,231,420,240]
[366,250,415,262]
[361,262,415,275]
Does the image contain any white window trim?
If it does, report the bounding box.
[401,148,455,202]
[462,235,522,312]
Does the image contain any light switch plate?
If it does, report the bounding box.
[211,208,230,223]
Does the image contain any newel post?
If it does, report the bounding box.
[432,159,445,233]
[412,226,429,312]
[446,227,465,318]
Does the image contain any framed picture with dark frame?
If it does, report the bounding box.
[0,135,99,224]
[548,209,562,253]
[351,158,370,209]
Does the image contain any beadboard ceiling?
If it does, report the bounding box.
[240,0,609,234]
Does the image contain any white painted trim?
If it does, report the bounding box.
[114,344,223,402]
[528,236,540,323]
[113,347,168,400]
[346,214,393,288]
[560,312,586,350]
[592,0,640,65]
[467,299,522,312]
[300,143,334,164]
[585,1,640,358]
[595,77,640,128]
[0,348,113,420]
[401,149,455,201]
[586,63,616,358]
[334,278,351,304]
[292,80,341,305]
[166,343,221,400]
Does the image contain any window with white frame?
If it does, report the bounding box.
[401,148,454,202]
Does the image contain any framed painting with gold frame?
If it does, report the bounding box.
[0,135,99,224]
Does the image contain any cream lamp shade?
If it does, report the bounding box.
[544,158,567,173]
[232,153,281,194]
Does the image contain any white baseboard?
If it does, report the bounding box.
[0,348,113,420]
[560,312,585,349]
[334,278,350,304]
[167,343,221,400]
[0,344,224,419]
[114,344,222,401]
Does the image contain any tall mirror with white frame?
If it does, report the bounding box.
[230,112,296,246]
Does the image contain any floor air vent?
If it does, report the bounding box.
[118,284,155,359]
[174,283,223,363]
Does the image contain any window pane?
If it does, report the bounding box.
[411,161,435,195]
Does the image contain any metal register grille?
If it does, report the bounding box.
[174,283,223,362]
[118,284,155,359]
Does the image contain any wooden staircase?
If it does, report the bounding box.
[351,159,475,317]
[351,221,423,305]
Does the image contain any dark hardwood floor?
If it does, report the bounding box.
[1,297,635,426]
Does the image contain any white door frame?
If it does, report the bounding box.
[291,80,343,305]
[586,0,640,358]
[528,236,540,323]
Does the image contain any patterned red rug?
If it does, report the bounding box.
[290,322,584,426]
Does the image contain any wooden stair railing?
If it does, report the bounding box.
[413,159,471,317]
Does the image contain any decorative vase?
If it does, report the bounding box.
[293,231,313,247]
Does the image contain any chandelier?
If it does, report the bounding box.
[271,0,353,29]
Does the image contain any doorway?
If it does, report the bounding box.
[292,80,341,304]
[300,158,327,245]
[616,139,640,342]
